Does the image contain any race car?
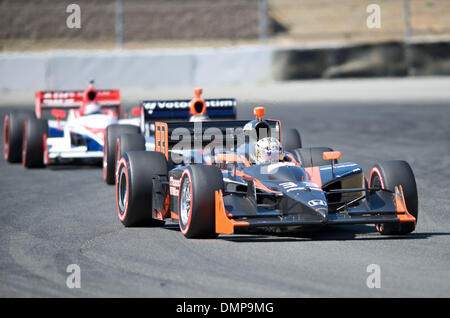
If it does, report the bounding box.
[3,81,139,168]
[103,88,302,184]
[114,106,418,238]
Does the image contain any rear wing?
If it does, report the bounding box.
[35,89,121,118]
[153,120,281,160]
[140,98,237,122]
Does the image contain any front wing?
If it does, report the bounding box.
[214,185,416,234]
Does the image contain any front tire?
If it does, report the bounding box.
[178,165,224,238]
[369,160,418,235]
[116,151,167,227]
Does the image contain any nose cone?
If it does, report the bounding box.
[315,207,328,220]
[282,185,329,222]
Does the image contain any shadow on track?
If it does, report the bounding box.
[47,161,103,170]
[161,222,450,242]
[220,226,450,243]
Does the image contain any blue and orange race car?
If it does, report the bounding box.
[114,106,418,238]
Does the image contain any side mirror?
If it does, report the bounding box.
[323,151,341,161]
[51,109,66,119]
[323,151,341,177]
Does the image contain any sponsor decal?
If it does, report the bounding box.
[302,181,321,190]
[44,92,76,99]
[279,181,298,189]
[319,163,358,171]
[308,199,326,207]
[286,187,304,193]
[169,176,181,196]
[279,181,322,192]
[170,186,179,196]
[267,162,295,173]
[143,101,190,113]
[142,99,236,115]
[169,176,181,188]
[42,99,79,106]
[205,100,236,107]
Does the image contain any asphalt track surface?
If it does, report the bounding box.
[1,100,449,297]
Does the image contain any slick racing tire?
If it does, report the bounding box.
[104,124,140,185]
[3,110,35,163]
[178,165,224,239]
[115,133,145,177]
[22,118,48,168]
[369,160,418,235]
[281,128,302,153]
[292,147,338,167]
[116,151,167,227]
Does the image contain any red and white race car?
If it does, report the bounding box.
[3,81,139,168]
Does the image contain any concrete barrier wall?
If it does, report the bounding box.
[1,41,450,92]
[0,46,275,91]
[46,51,194,89]
[0,54,48,90]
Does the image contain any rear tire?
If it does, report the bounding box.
[3,110,35,163]
[104,124,140,185]
[115,133,145,178]
[178,165,224,238]
[22,118,48,168]
[292,147,337,167]
[116,151,167,227]
[369,160,418,235]
[281,128,302,153]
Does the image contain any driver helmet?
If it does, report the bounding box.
[84,101,102,115]
[254,137,283,164]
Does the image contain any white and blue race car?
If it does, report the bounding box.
[3,81,139,168]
